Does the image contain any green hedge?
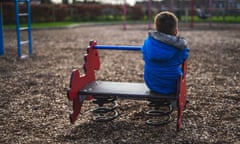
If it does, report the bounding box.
[1,3,144,24]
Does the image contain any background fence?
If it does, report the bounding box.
[2,3,240,25]
[2,3,144,24]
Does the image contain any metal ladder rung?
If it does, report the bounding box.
[19,13,28,17]
[20,27,28,31]
[20,41,29,45]
[16,0,33,58]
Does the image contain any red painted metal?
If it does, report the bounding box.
[177,60,187,131]
[190,0,194,28]
[209,0,212,28]
[171,0,174,12]
[148,0,152,30]
[67,40,100,124]
[122,0,127,30]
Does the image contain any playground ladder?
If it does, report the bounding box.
[15,0,32,58]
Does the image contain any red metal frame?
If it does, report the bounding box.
[190,0,195,28]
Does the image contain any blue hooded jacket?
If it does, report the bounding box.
[141,32,189,94]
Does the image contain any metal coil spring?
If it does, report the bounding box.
[91,96,119,122]
[146,99,174,126]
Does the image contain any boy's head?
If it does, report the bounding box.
[154,11,178,36]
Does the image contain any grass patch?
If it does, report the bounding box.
[3,21,79,29]
[3,15,240,29]
[180,16,240,23]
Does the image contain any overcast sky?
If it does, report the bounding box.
[51,0,154,6]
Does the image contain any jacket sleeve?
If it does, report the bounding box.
[180,48,189,63]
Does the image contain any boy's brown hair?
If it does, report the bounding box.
[154,11,178,35]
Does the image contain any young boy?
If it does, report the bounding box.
[141,11,189,95]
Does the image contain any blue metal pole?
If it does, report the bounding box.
[15,0,22,58]
[0,4,4,56]
[26,0,32,55]
[94,45,141,51]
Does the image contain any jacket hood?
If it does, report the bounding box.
[149,31,187,50]
[142,32,188,62]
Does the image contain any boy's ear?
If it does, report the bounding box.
[173,29,178,36]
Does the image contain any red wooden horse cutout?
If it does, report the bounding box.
[67,40,100,124]
[177,60,187,131]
